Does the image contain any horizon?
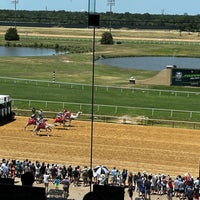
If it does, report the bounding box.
[1,0,200,16]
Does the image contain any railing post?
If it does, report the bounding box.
[115,106,117,113]
[170,110,173,117]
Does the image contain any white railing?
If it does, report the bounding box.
[12,98,200,120]
[0,76,200,96]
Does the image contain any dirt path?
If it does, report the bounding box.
[1,116,200,178]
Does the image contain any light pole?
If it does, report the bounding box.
[11,0,19,28]
[88,0,99,193]
[107,0,115,32]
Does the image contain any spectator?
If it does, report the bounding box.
[82,166,88,187]
[73,167,80,187]
[60,176,71,198]
[67,165,73,182]
[128,184,135,200]
[128,171,133,187]
[144,177,151,200]
[43,171,50,194]
[122,169,127,186]
[166,178,173,200]
[54,176,60,190]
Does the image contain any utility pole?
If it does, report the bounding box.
[11,0,19,28]
[107,0,115,32]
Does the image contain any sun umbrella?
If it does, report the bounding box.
[93,165,109,175]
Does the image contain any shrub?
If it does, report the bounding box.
[100,31,114,44]
[5,28,20,41]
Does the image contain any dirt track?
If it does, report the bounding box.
[1,116,200,178]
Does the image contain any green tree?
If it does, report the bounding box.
[5,27,20,41]
[100,31,114,44]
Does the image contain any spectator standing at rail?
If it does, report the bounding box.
[61,165,67,179]
[67,165,73,182]
[121,169,127,186]
[82,166,88,187]
[1,161,9,178]
[194,177,200,200]
[43,171,50,194]
[54,176,60,190]
[178,177,185,199]
[166,178,173,200]
[127,184,135,200]
[16,160,23,178]
[127,171,134,187]
[144,176,152,200]
[173,176,180,197]
[73,167,80,187]
[60,176,71,198]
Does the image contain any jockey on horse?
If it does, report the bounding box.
[54,109,71,126]
[24,107,37,130]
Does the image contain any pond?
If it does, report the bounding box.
[96,56,200,70]
[0,46,63,56]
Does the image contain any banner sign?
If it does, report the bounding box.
[171,68,200,86]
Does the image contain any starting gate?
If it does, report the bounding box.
[0,95,15,125]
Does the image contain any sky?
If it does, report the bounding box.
[1,0,200,15]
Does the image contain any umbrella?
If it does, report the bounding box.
[93,165,109,175]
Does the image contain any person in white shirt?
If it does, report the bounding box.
[43,171,50,194]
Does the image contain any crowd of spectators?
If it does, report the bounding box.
[0,158,200,200]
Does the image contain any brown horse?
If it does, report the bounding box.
[54,111,82,127]
[24,115,37,130]
[33,120,54,136]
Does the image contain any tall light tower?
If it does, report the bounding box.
[88,0,99,193]
[11,0,19,28]
[107,0,115,32]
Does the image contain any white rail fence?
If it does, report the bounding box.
[12,98,200,120]
[1,76,200,97]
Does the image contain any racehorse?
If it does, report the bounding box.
[24,115,37,130]
[33,120,54,136]
[54,111,82,127]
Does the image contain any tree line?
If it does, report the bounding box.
[0,9,200,32]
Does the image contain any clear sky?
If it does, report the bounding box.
[1,0,200,15]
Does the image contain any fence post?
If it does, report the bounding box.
[151,108,154,116]
[170,110,173,117]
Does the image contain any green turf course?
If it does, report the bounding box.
[0,28,200,122]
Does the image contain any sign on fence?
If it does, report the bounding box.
[171,68,200,86]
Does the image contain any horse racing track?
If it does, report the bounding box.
[0,116,200,178]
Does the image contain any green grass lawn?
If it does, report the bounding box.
[0,27,200,122]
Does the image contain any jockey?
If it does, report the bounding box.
[31,107,36,119]
[31,113,36,119]
[62,109,67,116]
[57,112,63,118]
[36,109,44,126]
[37,116,43,124]
[38,109,43,118]
[32,107,36,114]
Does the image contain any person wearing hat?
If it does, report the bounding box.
[60,176,71,198]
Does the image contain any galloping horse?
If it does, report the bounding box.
[54,111,82,127]
[24,115,37,130]
[33,120,54,136]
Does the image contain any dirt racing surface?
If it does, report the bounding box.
[0,116,200,178]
